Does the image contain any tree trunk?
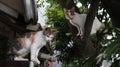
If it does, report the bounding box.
[82,0,100,45]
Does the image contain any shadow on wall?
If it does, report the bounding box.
[0,35,8,60]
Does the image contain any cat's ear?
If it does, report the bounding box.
[71,7,75,12]
[42,27,51,34]
[70,7,75,15]
[63,8,67,13]
[43,27,51,32]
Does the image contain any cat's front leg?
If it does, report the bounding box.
[35,46,43,64]
[69,20,83,39]
[31,43,40,64]
[77,27,83,36]
[76,27,84,40]
[76,31,80,36]
[79,27,84,39]
[30,61,34,67]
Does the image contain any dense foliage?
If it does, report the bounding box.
[38,0,120,67]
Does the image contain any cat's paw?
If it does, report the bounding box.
[50,56,57,61]
[80,35,83,40]
[76,33,80,36]
[76,33,83,40]
[77,32,83,37]
[14,56,28,61]
[31,58,40,64]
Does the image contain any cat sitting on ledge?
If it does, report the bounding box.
[10,25,57,67]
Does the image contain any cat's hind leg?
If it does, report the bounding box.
[14,48,29,61]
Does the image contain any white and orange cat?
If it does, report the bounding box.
[12,27,57,67]
[63,7,105,38]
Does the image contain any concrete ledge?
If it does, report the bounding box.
[0,61,29,67]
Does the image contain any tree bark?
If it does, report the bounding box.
[82,0,100,46]
[82,0,100,56]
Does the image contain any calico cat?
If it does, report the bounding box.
[12,27,57,66]
[63,7,105,38]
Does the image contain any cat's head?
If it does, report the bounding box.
[63,7,75,20]
[43,27,58,42]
